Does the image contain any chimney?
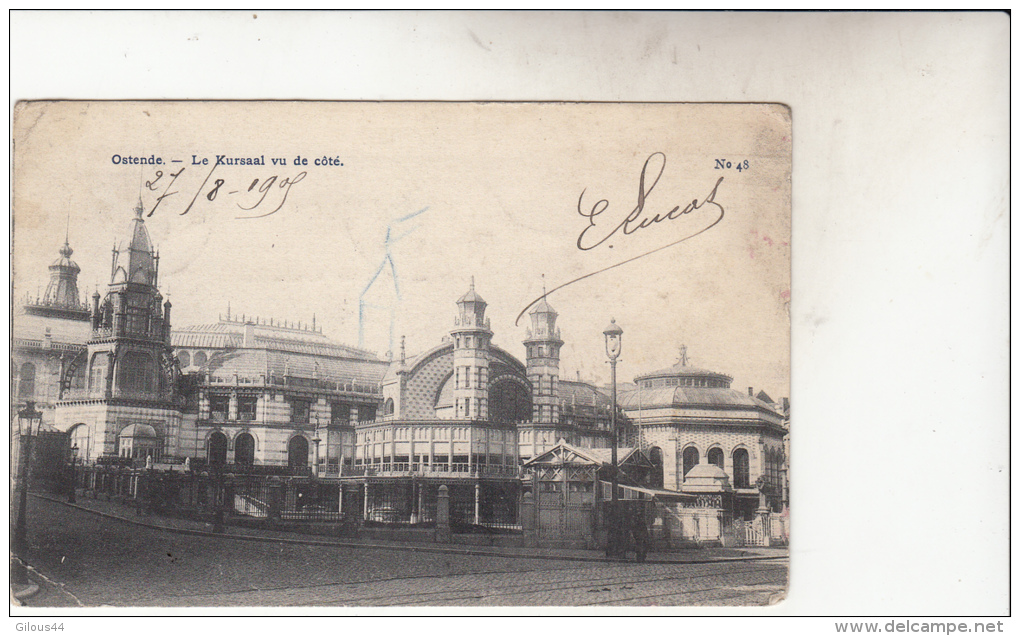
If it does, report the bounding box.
[243,322,255,348]
[748,386,753,396]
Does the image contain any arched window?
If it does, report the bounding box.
[89,353,109,393]
[648,446,664,488]
[733,448,750,488]
[234,433,255,466]
[288,436,309,468]
[193,351,208,367]
[682,446,700,479]
[177,350,191,368]
[707,447,724,471]
[18,362,36,399]
[118,352,155,395]
[384,398,395,416]
[208,431,228,466]
[69,424,91,460]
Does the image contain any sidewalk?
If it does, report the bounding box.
[31,493,789,565]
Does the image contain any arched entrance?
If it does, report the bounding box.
[208,431,228,466]
[288,435,309,468]
[488,377,532,423]
[235,433,255,466]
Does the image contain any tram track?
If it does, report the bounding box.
[275,561,787,607]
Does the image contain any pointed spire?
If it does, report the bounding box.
[226,302,231,321]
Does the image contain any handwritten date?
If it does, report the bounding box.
[144,162,306,219]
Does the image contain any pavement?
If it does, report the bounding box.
[26,492,787,565]
[11,493,788,607]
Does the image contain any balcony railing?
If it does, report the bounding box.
[61,388,175,402]
[203,374,382,395]
[338,464,521,479]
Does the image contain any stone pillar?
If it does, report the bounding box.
[417,483,425,523]
[228,390,238,421]
[363,481,370,521]
[474,482,481,525]
[410,479,419,524]
[756,509,772,547]
[312,438,321,477]
[338,483,344,514]
[135,471,148,515]
[267,477,284,527]
[435,484,451,543]
[521,491,536,544]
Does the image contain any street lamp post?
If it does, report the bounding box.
[68,443,79,503]
[603,319,623,558]
[13,401,43,584]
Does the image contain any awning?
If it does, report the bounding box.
[598,480,687,501]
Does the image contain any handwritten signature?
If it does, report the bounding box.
[576,151,724,251]
[516,151,725,325]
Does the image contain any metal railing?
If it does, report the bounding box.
[346,464,521,479]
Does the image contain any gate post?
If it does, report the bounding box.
[756,509,772,547]
[661,506,673,549]
[521,491,536,545]
[267,477,284,528]
[434,484,451,543]
[135,470,147,516]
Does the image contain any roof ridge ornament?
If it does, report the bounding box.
[678,344,689,367]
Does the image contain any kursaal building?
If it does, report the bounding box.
[17,203,788,537]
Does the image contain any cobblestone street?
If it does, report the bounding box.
[16,496,787,607]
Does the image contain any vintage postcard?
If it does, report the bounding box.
[11,101,790,607]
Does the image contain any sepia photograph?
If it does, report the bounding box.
[11,100,791,607]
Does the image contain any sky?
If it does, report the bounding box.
[13,101,790,399]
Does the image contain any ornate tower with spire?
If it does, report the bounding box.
[523,289,563,425]
[23,237,91,321]
[14,234,92,428]
[450,278,492,420]
[56,199,181,461]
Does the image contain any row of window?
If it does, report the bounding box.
[676,446,753,489]
[529,373,557,397]
[525,344,560,359]
[353,454,515,466]
[176,350,208,369]
[206,431,260,466]
[454,366,486,389]
[453,335,488,349]
[640,376,729,389]
[204,394,375,424]
[456,397,484,418]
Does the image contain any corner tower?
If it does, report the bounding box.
[57,200,181,461]
[524,292,563,424]
[450,278,492,420]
